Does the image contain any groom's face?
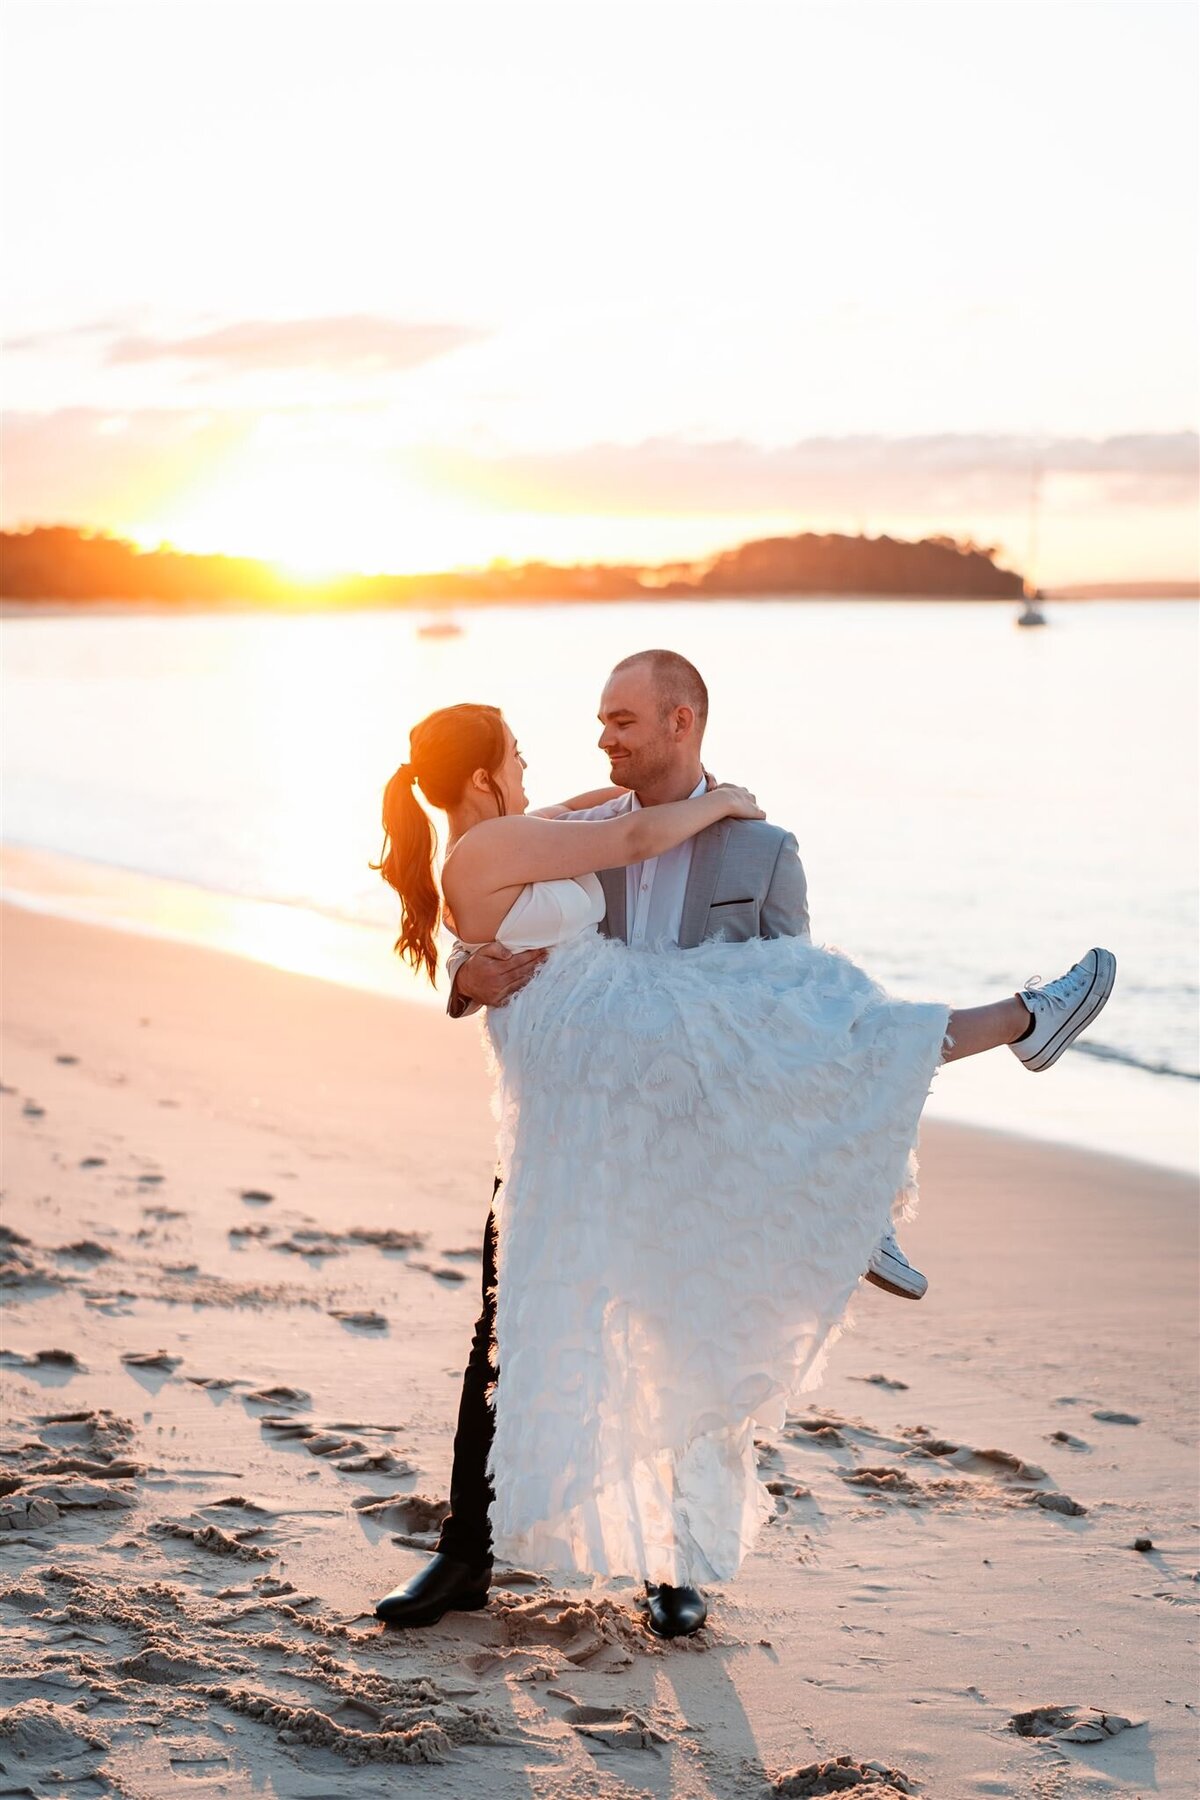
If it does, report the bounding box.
[597,666,680,792]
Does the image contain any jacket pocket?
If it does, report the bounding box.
[705,899,758,941]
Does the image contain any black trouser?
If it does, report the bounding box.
[434,1181,499,1565]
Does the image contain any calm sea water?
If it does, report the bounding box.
[2,599,1197,1171]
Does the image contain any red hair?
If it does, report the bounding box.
[372,703,507,982]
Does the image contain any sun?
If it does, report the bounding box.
[132,451,495,577]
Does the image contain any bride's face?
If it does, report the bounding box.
[493,724,529,815]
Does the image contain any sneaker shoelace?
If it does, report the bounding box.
[1022,965,1084,1011]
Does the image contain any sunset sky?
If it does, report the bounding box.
[3,0,1197,584]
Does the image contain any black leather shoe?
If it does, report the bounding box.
[644,1581,707,1639]
[375,1553,492,1627]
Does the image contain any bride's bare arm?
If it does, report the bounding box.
[446,785,762,900]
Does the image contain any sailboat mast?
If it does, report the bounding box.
[1024,460,1042,600]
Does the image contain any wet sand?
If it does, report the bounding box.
[1,903,1195,1798]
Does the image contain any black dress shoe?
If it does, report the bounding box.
[644,1581,708,1639]
[375,1552,492,1627]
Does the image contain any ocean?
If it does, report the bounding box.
[2,597,1196,1173]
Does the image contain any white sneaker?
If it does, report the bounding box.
[865,1226,928,1300]
[1011,947,1116,1072]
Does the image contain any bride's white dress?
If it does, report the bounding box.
[479,873,949,1586]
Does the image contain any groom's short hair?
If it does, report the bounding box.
[611,649,709,732]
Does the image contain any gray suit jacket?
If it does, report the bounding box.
[446,792,810,1017]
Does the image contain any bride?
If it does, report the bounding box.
[374,699,1114,1600]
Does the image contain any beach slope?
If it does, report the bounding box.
[1,904,1195,1797]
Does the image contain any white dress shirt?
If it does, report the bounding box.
[625,775,708,948]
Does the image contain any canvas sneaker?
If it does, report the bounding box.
[1011,947,1116,1073]
[865,1225,928,1300]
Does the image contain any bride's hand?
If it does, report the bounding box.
[711,782,765,821]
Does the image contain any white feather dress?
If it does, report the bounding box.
[480,874,949,1585]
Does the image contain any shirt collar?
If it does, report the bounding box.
[629,774,708,813]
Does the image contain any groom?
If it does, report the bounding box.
[375,648,922,1640]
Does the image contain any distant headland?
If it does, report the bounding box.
[1,523,1032,608]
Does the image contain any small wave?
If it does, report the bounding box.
[1073,1040,1199,1083]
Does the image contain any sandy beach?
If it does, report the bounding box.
[1,902,1196,1799]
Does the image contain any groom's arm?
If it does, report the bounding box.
[446,941,546,1018]
[760,829,811,942]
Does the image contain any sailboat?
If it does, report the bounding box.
[416,613,464,639]
[1016,461,1048,627]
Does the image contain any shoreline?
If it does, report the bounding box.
[1,900,1195,1797]
[4,592,1197,621]
[4,839,1195,1178]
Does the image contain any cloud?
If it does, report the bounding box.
[424,431,1200,516]
[1,411,1194,549]
[0,407,260,525]
[104,316,484,373]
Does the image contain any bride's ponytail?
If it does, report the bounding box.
[378,762,440,981]
[372,703,507,984]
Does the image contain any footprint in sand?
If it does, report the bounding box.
[21,1101,46,1119]
[239,1189,275,1204]
[80,1156,107,1169]
[55,1054,80,1065]
[0,1347,83,1370]
[354,1493,449,1534]
[1092,1408,1141,1425]
[408,1259,468,1283]
[328,1308,387,1331]
[260,1415,410,1473]
[18,1561,512,1764]
[1048,1429,1091,1450]
[0,1477,138,1530]
[1024,1491,1087,1516]
[56,1239,113,1262]
[490,1590,650,1668]
[273,1231,345,1258]
[840,1466,923,1498]
[244,1385,311,1408]
[851,1373,910,1391]
[561,1703,668,1751]
[771,1756,914,1795]
[345,1227,426,1252]
[121,1350,182,1372]
[335,1449,414,1474]
[901,1427,1048,1482]
[151,1518,278,1561]
[1008,1704,1145,1743]
[838,1458,1087,1517]
[36,1407,136,1461]
[787,1419,846,1446]
[0,1699,111,1790]
[1,1409,142,1531]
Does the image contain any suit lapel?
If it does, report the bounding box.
[679,820,731,949]
[596,792,633,942]
[597,865,627,942]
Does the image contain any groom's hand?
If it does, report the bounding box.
[456,942,547,1008]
